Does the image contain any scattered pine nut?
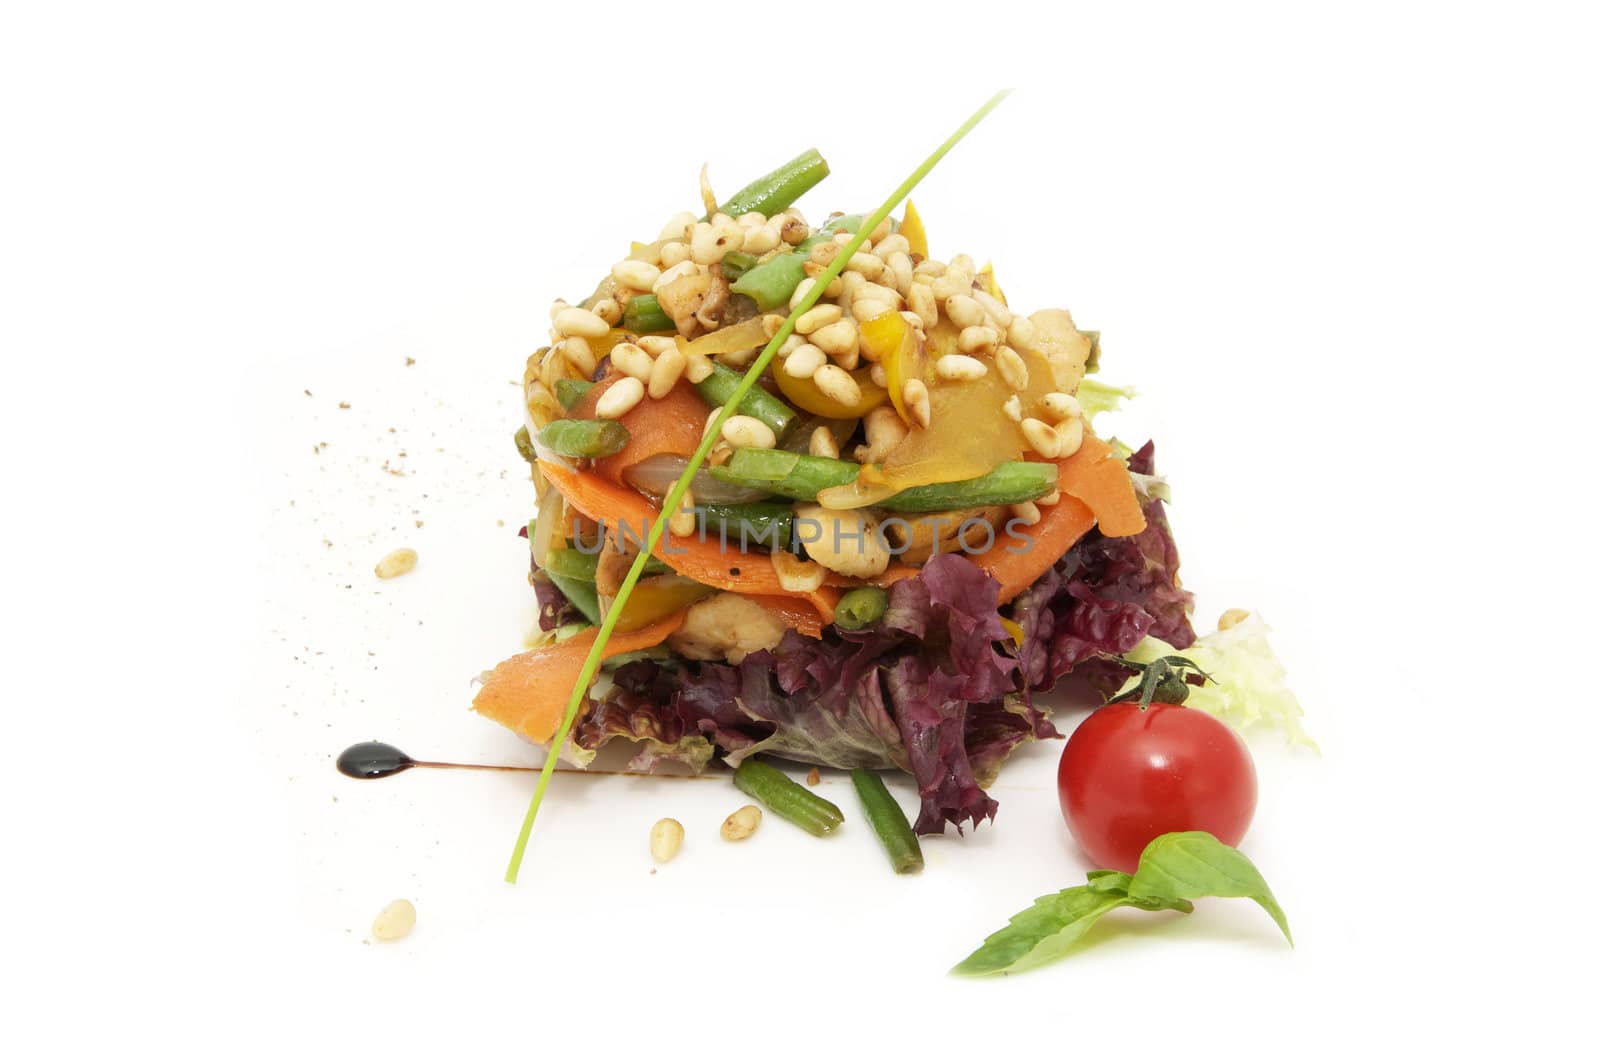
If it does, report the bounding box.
[374,548,418,580]
[1219,608,1252,630]
[721,804,762,841]
[371,898,416,942]
[650,818,685,863]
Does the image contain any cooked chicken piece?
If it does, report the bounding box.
[792,503,891,579]
[666,593,788,664]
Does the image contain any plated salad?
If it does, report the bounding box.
[478,143,1199,834]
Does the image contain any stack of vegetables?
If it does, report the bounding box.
[476,152,1197,833]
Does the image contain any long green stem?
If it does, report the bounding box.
[504,90,1012,883]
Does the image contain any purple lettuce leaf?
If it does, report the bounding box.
[531,571,581,632]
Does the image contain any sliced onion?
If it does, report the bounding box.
[530,480,564,570]
[624,454,771,504]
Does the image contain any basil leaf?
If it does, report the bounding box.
[951,885,1132,977]
[1126,831,1293,945]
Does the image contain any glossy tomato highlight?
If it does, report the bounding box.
[1057,702,1257,872]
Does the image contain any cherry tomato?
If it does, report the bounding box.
[1057,702,1257,872]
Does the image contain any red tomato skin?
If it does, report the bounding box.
[1057,703,1257,872]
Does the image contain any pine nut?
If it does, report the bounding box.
[1041,392,1083,420]
[610,342,654,382]
[1021,417,1062,458]
[721,804,762,841]
[908,283,937,328]
[721,414,776,450]
[958,325,1000,356]
[904,378,931,428]
[931,271,972,302]
[884,251,914,294]
[684,350,715,384]
[1056,417,1086,458]
[658,211,696,242]
[950,253,976,275]
[689,221,744,265]
[935,354,988,381]
[995,345,1029,390]
[648,346,687,398]
[374,547,418,580]
[785,343,826,379]
[809,425,839,459]
[637,335,677,356]
[869,363,888,388]
[809,320,859,360]
[874,234,910,257]
[596,376,645,419]
[559,337,596,377]
[864,405,908,455]
[554,306,609,339]
[736,211,767,228]
[649,818,684,863]
[1007,315,1039,353]
[591,298,622,326]
[371,898,416,942]
[945,294,985,330]
[660,241,691,268]
[611,260,660,290]
[852,298,893,323]
[773,549,826,591]
[549,299,572,322]
[913,258,947,278]
[1037,490,1061,506]
[1010,501,1042,526]
[789,276,817,311]
[668,488,697,537]
[742,225,780,255]
[851,281,902,310]
[795,303,842,334]
[809,241,843,267]
[868,217,892,242]
[779,215,809,245]
[1002,395,1023,423]
[845,252,884,280]
[1219,608,1251,631]
[702,407,724,439]
[653,260,700,292]
[719,346,758,369]
[761,314,786,339]
[813,364,862,406]
[972,289,1013,328]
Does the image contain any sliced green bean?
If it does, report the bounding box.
[513,426,537,464]
[879,461,1058,512]
[554,378,593,410]
[697,502,793,549]
[547,573,601,625]
[709,448,859,501]
[834,587,889,630]
[729,251,808,311]
[850,770,923,874]
[543,547,668,582]
[719,251,758,281]
[622,294,675,334]
[693,363,796,436]
[712,148,830,220]
[536,418,631,459]
[733,759,844,837]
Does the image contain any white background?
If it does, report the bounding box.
[4,2,1596,1059]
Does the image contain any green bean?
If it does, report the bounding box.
[622,294,675,334]
[543,547,668,582]
[554,378,594,410]
[733,759,844,837]
[709,448,859,500]
[796,213,865,255]
[547,573,601,625]
[697,502,793,549]
[536,418,631,459]
[693,364,796,436]
[850,770,924,874]
[718,251,758,281]
[712,148,830,221]
[729,251,808,311]
[513,426,537,464]
[834,587,889,630]
[879,461,1058,512]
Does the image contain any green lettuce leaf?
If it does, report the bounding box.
[1116,613,1316,749]
[1077,377,1137,426]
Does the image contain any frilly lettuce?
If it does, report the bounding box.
[1115,614,1316,750]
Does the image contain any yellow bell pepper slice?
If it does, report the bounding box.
[977,262,1006,303]
[900,199,928,260]
[608,574,715,633]
[858,310,921,422]
[773,358,888,419]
